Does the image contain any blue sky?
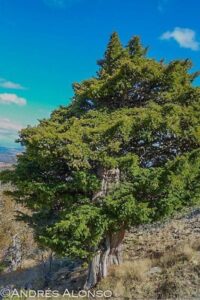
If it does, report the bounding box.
[0,0,200,147]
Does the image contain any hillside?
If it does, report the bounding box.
[98,208,200,299]
[0,183,200,299]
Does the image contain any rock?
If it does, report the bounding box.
[148,266,162,275]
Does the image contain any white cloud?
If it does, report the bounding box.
[0,118,23,146]
[160,27,200,51]
[0,93,27,106]
[0,78,25,90]
[0,118,22,146]
[0,118,22,133]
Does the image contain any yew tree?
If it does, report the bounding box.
[1,32,200,289]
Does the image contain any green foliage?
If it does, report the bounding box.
[1,33,200,260]
[0,261,8,273]
[98,32,125,76]
[127,36,148,58]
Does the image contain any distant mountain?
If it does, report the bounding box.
[0,146,22,164]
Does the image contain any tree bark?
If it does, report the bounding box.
[84,229,125,290]
[84,167,124,290]
[92,168,120,202]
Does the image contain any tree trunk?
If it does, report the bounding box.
[84,167,123,290]
[84,228,125,290]
[92,168,120,202]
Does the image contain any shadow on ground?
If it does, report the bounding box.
[0,259,87,293]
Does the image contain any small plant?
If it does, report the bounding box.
[0,261,8,273]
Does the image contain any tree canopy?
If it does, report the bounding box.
[1,33,200,274]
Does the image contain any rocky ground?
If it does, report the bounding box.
[98,207,200,299]
[125,208,200,260]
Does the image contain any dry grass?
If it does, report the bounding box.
[99,259,152,299]
[1,240,200,299]
[99,239,200,299]
[0,186,38,273]
[191,239,200,252]
[109,258,152,282]
[159,243,196,268]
